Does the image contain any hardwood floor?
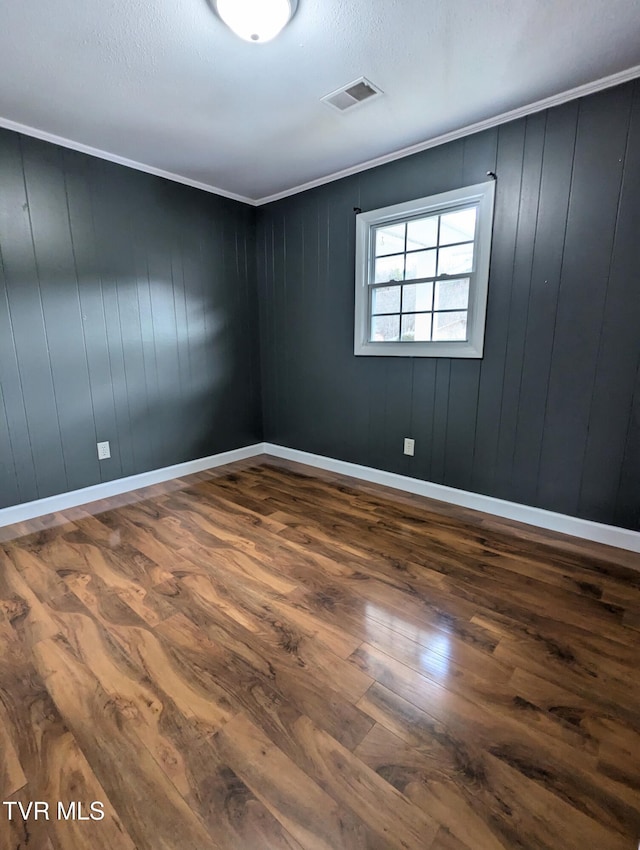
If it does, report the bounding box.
[0,458,639,850]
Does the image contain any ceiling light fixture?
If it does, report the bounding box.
[214,0,298,43]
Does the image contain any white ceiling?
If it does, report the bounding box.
[1,0,639,203]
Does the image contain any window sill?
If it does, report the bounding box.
[353,339,484,358]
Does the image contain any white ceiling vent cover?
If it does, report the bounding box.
[321,77,383,112]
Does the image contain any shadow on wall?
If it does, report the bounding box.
[0,131,259,508]
[1,269,233,504]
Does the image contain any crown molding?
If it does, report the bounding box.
[0,116,256,205]
[254,63,640,205]
[1,63,639,207]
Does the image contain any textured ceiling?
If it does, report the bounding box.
[1,0,639,202]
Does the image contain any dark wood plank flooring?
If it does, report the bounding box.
[0,458,639,849]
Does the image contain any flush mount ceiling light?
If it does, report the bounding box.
[214,0,298,43]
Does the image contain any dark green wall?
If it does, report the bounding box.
[0,129,261,508]
[256,80,640,531]
[2,80,639,531]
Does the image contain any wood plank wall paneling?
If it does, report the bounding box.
[0,128,261,509]
[256,79,640,532]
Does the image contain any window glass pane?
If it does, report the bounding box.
[439,208,477,245]
[371,314,400,342]
[401,313,432,342]
[434,278,469,311]
[372,285,401,314]
[374,254,405,283]
[406,216,438,251]
[402,282,433,312]
[433,311,468,341]
[356,182,494,357]
[375,224,405,256]
[437,243,473,275]
[405,249,436,281]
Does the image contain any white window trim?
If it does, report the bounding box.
[353,180,495,358]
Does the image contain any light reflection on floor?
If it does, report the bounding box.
[365,602,451,681]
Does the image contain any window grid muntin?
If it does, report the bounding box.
[371,202,478,290]
[368,276,471,343]
[369,202,477,344]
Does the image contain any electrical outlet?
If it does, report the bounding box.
[97,441,111,461]
[403,437,415,457]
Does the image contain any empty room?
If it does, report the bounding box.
[1,0,639,848]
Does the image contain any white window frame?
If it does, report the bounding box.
[354,180,495,358]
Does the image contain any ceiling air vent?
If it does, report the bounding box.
[321,77,383,112]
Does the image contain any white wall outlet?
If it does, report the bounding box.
[403,437,415,456]
[97,441,111,461]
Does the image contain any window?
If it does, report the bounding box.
[354,181,495,357]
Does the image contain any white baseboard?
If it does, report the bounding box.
[264,444,640,555]
[2,440,639,556]
[0,443,266,528]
